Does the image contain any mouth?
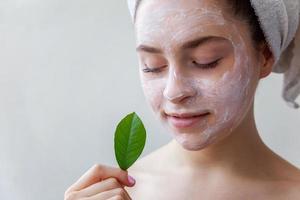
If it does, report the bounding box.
[165,111,210,129]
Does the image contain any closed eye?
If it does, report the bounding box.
[142,65,167,73]
[142,68,161,73]
[193,58,222,70]
[142,58,222,74]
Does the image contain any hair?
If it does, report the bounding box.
[225,0,266,49]
[134,0,266,50]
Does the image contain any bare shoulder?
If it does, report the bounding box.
[285,172,300,198]
[270,167,300,199]
[264,152,300,198]
[289,180,300,196]
[275,179,300,199]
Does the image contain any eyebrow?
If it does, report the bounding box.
[135,36,226,54]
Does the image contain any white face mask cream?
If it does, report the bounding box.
[135,0,260,151]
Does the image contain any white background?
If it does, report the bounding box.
[0,1,299,199]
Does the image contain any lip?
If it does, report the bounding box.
[166,111,210,129]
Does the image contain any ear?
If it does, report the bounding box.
[258,42,275,79]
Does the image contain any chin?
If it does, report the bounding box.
[172,123,236,151]
[180,141,209,151]
[173,132,215,151]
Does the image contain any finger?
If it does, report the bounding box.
[73,177,124,197]
[66,164,135,193]
[85,187,131,200]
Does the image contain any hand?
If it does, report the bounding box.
[64,164,135,200]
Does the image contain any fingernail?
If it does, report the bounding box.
[127,175,136,185]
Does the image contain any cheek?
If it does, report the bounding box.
[140,76,166,112]
[209,60,257,128]
[202,35,259,129]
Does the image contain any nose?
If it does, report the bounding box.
[163,68,196,103]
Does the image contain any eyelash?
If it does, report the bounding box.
[192,58,222,70]
[142,58,221,73]
[142,65,167,73]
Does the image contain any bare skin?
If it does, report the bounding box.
[123,0,300,199]
[65,0,300,199]
[126,103,300,199]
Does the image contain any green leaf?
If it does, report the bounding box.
[114,112,146,170]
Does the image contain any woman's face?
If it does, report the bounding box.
[134,0,261,151]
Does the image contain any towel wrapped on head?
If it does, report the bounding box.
[127,0,300,109]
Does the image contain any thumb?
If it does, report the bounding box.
[127,173,136,187]
[119,170,136,187]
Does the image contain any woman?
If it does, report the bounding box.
[64,0,300,199]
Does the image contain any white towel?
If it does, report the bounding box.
[127,0,300,109]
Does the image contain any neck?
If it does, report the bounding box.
[167,103,274,178]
